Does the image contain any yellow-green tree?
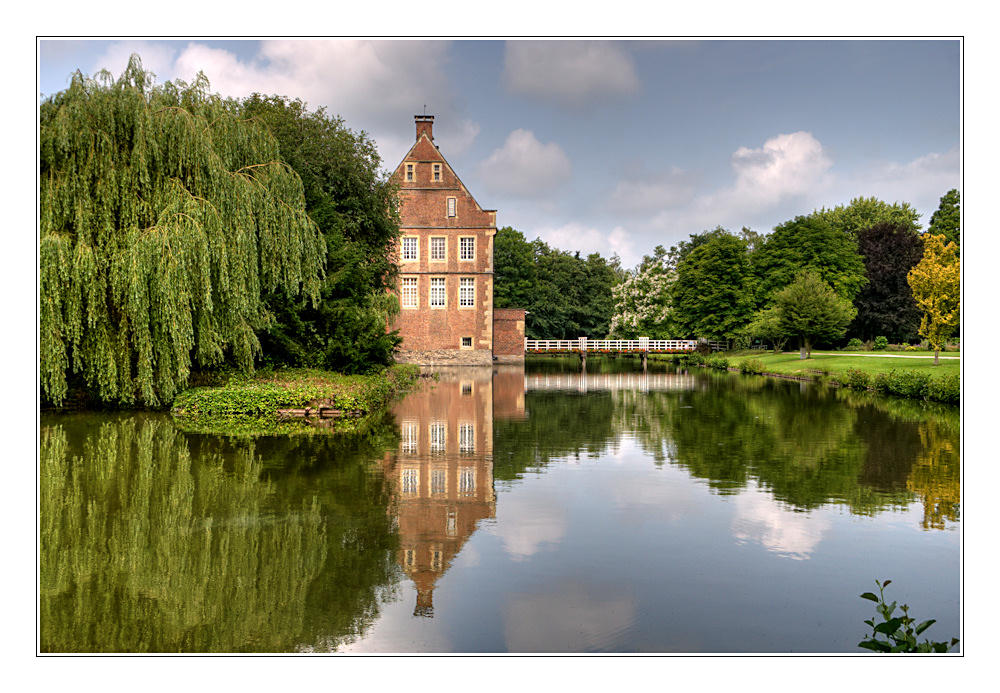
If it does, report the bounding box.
[40,55,325,407]
[907,234,960,365]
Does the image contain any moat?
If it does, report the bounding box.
[39,358,961,653]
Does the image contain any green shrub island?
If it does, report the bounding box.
[842,368,958,404]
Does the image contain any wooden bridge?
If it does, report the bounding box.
[524,338,726,364]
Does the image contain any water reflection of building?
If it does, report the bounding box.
[383,365,525,616]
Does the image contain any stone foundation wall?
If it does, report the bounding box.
[394,348,493,367]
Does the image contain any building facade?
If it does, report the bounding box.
[391,115,499,366]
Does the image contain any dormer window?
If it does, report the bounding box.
[405,163,414,182]
[433,163,442,182]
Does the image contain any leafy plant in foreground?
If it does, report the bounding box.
[858,579,958,653]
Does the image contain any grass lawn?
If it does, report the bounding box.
[731,350,960,381]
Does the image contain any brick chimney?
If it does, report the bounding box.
[415,115,434,141]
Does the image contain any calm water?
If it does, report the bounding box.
[39,358,961,653]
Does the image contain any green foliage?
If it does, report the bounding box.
[706,355,730,371]
[773,272,857,359]
[672,231,756,340]
[851,221,923,342]
[842,368,871,390]
[926,374,961,404]
[844,338,864,350]
[908,234,960,364]
[239,94,401,373]
[815,196,922,239]
[494,226,539,310]
[494,232,622,339]
[39,55,324,407]
[845,368,958,404]
[858,580,958,653]
[743,306,788,353]
[873,336,889,351]
[738,358,766,375]
[928,189,960,248]
[754,215,868,304]
[172,365,418,418]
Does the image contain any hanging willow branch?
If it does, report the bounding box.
[40,54,325,407]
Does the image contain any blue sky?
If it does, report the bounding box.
[38,38,960,269]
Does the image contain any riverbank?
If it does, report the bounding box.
[659,350,960,405]
[171,364,421,435]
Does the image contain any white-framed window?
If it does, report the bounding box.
[401,236,418,261]
[405,163,414,182]
[401,468,419,495]
[460,236,475,261]
[431,547,443,572]
[460,380,473,394]
[459,423,475,454]
[447,512,457,536]
[433,163,441,182]
[460,337,473,349]
[459,277,475,307]
[430,236,446,261]
[430,277,446,307]
[400,420,418,453]
[430,422,446,452]
[401,276,418,309]
[404,548,416,568]
[459,468,476,495]
[431,469,447,495]
[447,197,457,217]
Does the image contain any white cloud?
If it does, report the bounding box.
[539,222,636,267]
[729,131,834,203]
[90,39,470,171]
[503,41,639,106]
[477,129,572,197]
[643,131,835,238]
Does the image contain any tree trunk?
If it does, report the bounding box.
[799,337,811,360]
[934,347,940,366]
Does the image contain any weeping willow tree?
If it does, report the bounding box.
[40,55,325,407]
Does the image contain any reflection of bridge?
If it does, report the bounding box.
[524,371,699,394]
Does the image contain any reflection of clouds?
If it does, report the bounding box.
[503,584,636,652]
[731,483,829,560]
[487,489,567,561]
[336,584,454,653]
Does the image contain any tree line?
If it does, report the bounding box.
[40,55,400,407]
[495,193,960,363]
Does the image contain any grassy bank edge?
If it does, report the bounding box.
[170,364,422,435]
[653,351,960,405]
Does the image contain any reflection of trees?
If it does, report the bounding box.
[40,414,399,653]
[908,420,961,530]
[494,366,959,521]
[669,374,918,513]
[493,391,618,482]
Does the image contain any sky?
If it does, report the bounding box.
[37,38,961,270]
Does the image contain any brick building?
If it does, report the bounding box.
[391,116,523,365]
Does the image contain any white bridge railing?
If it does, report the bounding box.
[524,338,727,353]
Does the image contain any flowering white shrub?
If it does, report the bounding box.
[608,260,675,338]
